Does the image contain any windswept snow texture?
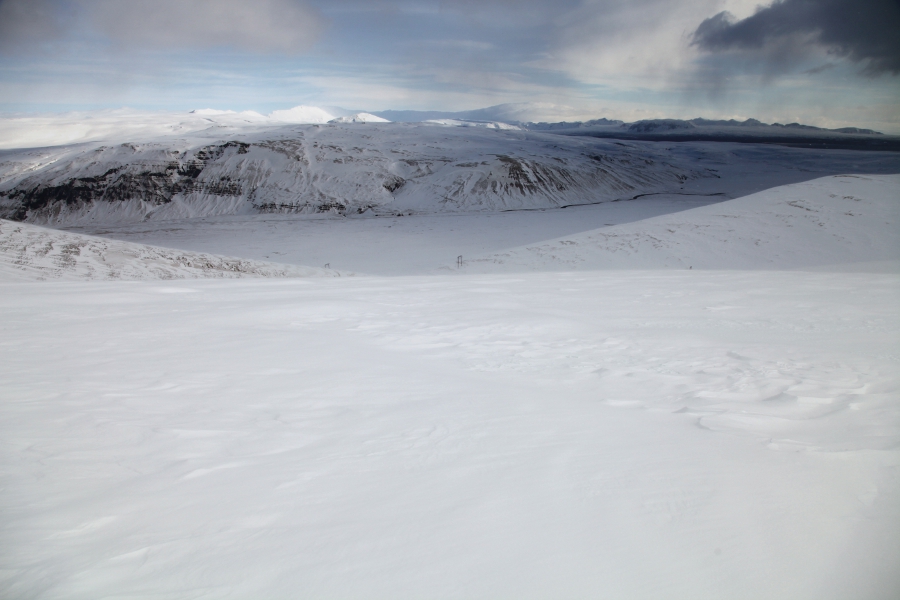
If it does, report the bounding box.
[462,175,900,273]
[0,219,332,281]
[2,271,898,599]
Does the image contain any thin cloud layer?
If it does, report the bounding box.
[692,0,900,75]
[88,0,325,54]
[0,0,325,55]
[0,0,896,130]
[0,0,67,53]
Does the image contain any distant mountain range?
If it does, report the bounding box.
[0,103,895,152]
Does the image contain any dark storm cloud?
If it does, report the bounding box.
[692,0,900,75]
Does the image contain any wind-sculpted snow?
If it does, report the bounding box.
[0,124,712,225]
[461,174,900,273]
[2,271,898,598]
[0,219,334,281]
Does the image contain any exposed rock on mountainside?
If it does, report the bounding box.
[0,124,710,225]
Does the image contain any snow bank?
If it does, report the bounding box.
[0,219,335,281]
[461,174,900,272]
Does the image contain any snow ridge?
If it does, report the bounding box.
[0,219,336,281]
[460,175,900,273]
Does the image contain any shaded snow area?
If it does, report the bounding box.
[0,220,334,281]
[462,174,900,273]
[2,272,898,599]
[65,194,725,276]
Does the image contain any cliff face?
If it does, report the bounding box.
[0,124,706,226]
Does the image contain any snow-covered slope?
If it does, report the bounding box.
[3,270,898,599]
[328,113,390,124]
[425,119,521,130]
[269,105,337,124]
[3,122,898,227]
[0,219,333,281]
[0,105,358,150]
[0,125,716,225]
[460,174,900,273]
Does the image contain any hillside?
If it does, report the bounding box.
[2,122,898,228]
[460,174,900,273]
[0,219,333,281]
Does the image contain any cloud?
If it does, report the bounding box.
[0,0,326,55]
[0,0,68,54]
[528,0,756,89]
[88,0,325,54]
[692,0,900,76]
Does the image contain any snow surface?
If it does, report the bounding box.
[0,220,336,281]
[0,106,356,150]
[0,138,898,598]
[425,118,521,130]
[65,194,725,276]
[2,269,898,599]
[329,113,390,124]
[461,174,900,273]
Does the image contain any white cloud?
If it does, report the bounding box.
[532,0,760,90]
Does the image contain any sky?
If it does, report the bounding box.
[0,0,898,131]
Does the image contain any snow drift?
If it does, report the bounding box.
[460,174,900,272]
[0,219,333,281]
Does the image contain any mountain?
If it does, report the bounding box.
[529,118,897,151]
[328,113,390,124]
[0,123,715,226]
[372,102,588,124]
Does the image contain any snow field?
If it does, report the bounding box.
[1,271,898,599]
[64,194,726,276]
[462,174,900,273]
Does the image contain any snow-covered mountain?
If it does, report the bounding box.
[0,124,718,225]
[531,117,898,151]
[328,113,390,124]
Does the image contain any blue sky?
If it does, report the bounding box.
[0,0,898,131]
